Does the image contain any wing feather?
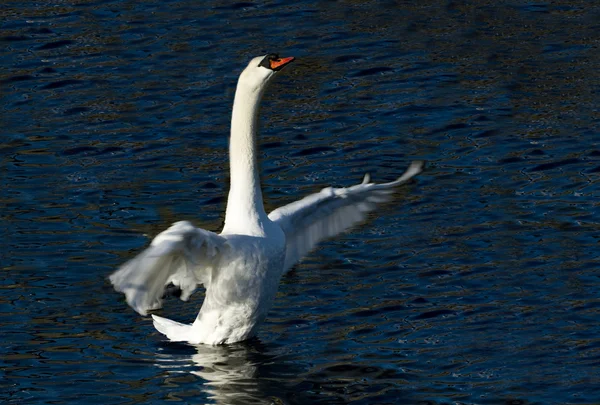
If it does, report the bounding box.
[109,221,228,315]
[268,161,424,272]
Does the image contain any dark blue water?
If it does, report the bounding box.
[2,1,599,404]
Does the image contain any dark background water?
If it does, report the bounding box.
[2,1,599,404]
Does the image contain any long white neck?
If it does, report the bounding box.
[222,80,268,234]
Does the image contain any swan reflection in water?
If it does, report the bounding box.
[154,339,300,404]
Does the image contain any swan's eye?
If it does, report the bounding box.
[259,54,279,69]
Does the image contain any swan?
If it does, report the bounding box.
[110,53,424,345]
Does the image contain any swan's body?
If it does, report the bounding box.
[110,54,424,345]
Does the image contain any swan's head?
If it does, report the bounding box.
[238,53,295,92]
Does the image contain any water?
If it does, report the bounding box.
[2,0,599,404]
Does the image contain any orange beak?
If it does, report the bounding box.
[270,56,295,71]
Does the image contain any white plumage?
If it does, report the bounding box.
[110,54,423,345]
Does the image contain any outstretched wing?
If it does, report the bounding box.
[109,221,228,316]
[268,161,424,272]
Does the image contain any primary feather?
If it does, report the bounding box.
[269,161,424,272]
[110,221,228,316]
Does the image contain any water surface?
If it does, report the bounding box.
[2,1,600,404]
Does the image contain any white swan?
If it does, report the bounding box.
[110,54,424,345]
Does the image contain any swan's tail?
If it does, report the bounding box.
[152,314,193,342]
